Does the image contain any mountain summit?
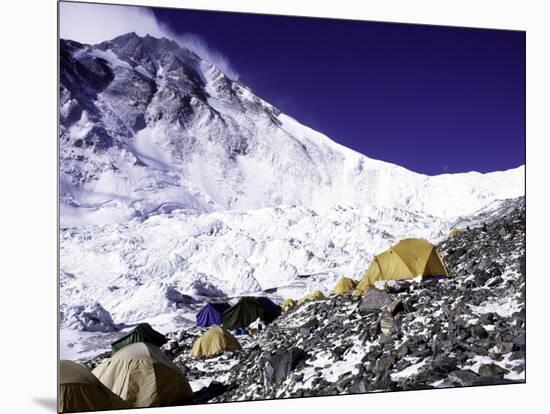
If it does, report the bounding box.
[60,33,524,226]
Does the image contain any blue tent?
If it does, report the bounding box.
[196,302,230,328]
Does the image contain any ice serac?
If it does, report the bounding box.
[59,33,524,226]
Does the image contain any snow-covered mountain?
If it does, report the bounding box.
[60,33,524,226]
[59,33,525,361]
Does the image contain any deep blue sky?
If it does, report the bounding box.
[152,7,525,175]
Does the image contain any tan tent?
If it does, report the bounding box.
[449,228,463,238]
[354,238,448,295]
[92,342,193,408]
[300,289,326,304]
[59,360,129,413]
[191,326,241,357]
[281,298,297,312]
[332,277,358,295]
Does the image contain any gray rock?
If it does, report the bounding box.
[262,347,308,387]
[333,345,348,361]
[348,380,368,394]
[478,363,508,377]
[448,370,480,386]
[471,325,489,339]
[490,342,514,356]
[430,356,458,375]
[299,318,319,336]
[358,288,392,315]
[336,372,354,392]
[396,344,409,359]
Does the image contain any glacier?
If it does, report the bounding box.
[59,32,524,360]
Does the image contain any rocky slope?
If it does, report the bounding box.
[158,197,525,400]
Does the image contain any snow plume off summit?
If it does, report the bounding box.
[59,33,524,227]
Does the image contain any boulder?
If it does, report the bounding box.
[333,345,348,361]
[430,356,459,375]
[478,363,508,377]
[396,344,409,359]
[448,370,480,386]
[348,380,368,394]
[471,325,489,339]
[335,372,354,392]
[489,342,514,356]
[474,271,492,287]
[262,347,308,387]
[193,381,230,404]
[359,288,392,315]
[299,318,319,336]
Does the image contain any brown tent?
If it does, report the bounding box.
[59,360,129,413]
[191,326,241,357]
[354,238,448,295]
[92,342,193,408]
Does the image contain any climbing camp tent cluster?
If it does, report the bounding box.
[192,326,241,357]
[93,342,194,408]
[60,238,449,411]
[354,238,448,295]
[111,322,167,353]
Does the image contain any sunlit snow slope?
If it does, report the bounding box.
[59,33,524,359]
[60,33,524,226]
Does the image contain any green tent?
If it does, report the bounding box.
[111,323,167,353]
[222,297,281,331]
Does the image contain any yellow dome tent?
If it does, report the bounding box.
[59,360,129,413]
[332,277,358,295]
[354,238,448,295]
[92,342,193,408]
[449,228,463,238]
[191,326,241,357]
[300,289,326,304]
[281,298,297,312]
